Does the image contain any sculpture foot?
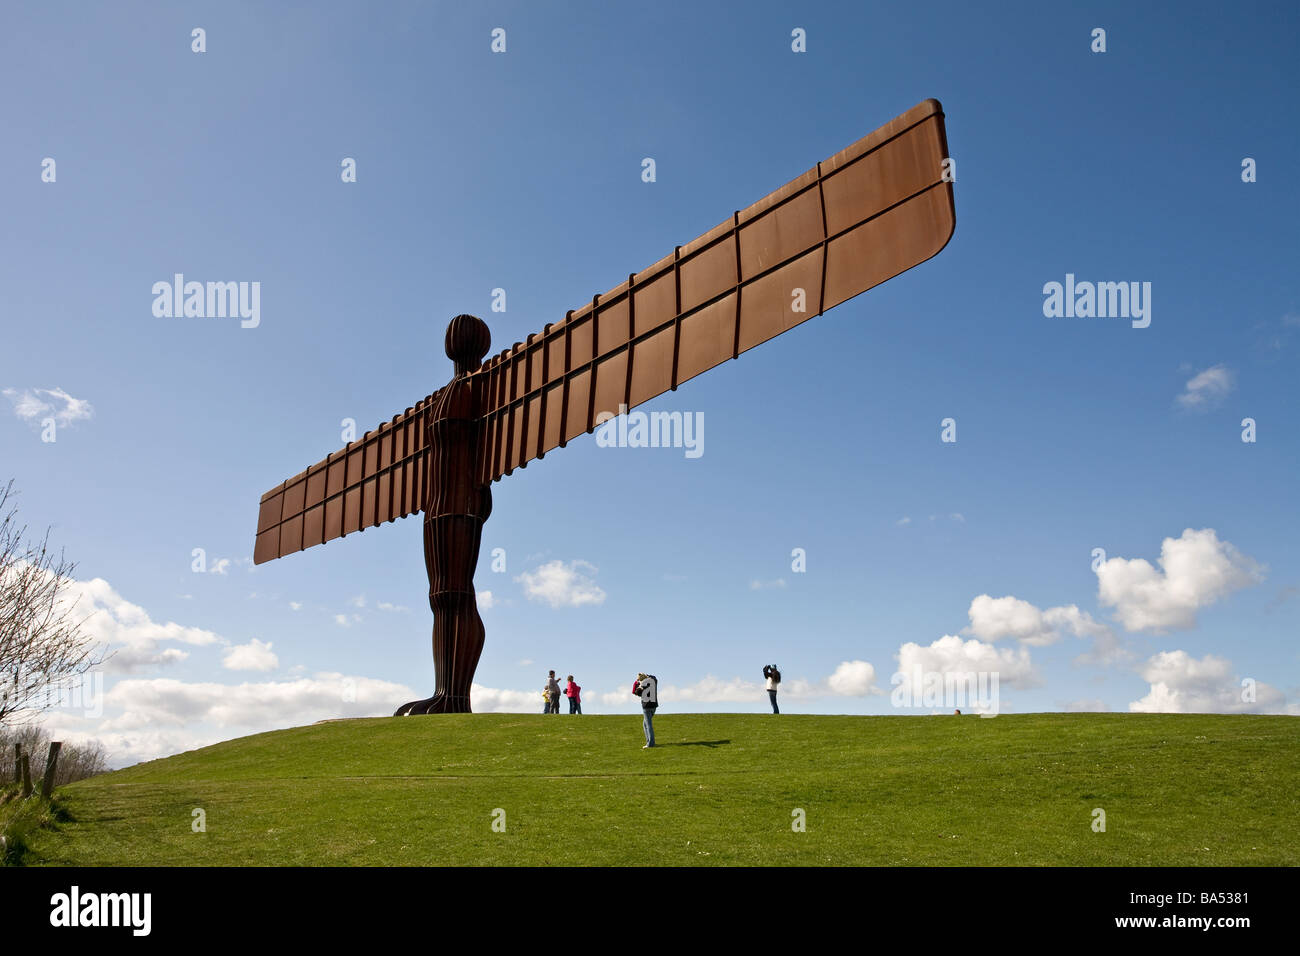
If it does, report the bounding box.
[394,695,439,715]
[393,693,470,715]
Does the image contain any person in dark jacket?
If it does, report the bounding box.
[632,673,658,747]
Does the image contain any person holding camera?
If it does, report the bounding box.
[632,672,658,748]
[763,664,781,714]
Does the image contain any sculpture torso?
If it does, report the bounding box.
[425,373,491,523]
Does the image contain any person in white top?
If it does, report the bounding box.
[762,664,781,714]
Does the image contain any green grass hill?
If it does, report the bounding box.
[7,713,1297,866]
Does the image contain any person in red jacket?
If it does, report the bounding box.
[564,675,582,714]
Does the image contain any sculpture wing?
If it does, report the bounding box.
[254,99,956,563]
[253,388,442,564]
[472,98,956,484]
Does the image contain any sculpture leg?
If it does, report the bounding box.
[395,490,490,715]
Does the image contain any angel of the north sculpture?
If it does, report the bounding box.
[253,99,956,714]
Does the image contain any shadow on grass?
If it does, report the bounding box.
[660,740,731,748]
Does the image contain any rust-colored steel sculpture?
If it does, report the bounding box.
[254,99,957,713]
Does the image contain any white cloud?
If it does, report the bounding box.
[967,594,1109,647]
[97,672,415,738]
[924,513,965,524]
[826,660,879,696]
[52,574,222,674]
[348,594,366,608]
[1072,628,1135,667]
[470,683,543,712]
[1176,364,1233,409]
[670,675,762,702]
[377,601,409,612]
[1062,698,1108,712]
[1129,650,1287,713]
[138,648,189,668]
[896,635,1039,690]
[477,590,495,609]
[289,601,302,611]
[749,578,787,590]
[208,558,232,575]
[221,638,278,672]
[628,665,878,706]
[3,386,94,428]
[599,689,639,710]
[1097,528,1263,632]
[35,717,226,769]
[517,658,534,667]
[781,678,820,697]
[896,516,911,526]
[334,613,361,627]
[516,559,606,608]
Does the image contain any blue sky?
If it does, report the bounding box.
[2,1,1297,764]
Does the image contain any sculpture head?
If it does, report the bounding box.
[445,314,491,376]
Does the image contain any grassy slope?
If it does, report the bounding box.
[17,713,1300,866]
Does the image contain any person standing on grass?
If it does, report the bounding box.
[547,670,562,714]
[565,675,582,714]
[632,672,658,748]
[763,664,781,714]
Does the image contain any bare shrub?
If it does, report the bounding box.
[1,479,105,725]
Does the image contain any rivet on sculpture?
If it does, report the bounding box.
[253,100,957,714]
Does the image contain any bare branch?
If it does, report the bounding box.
[0,480,106,726]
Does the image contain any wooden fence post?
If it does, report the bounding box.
[20,754,33,798]
[40,742,62,799]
